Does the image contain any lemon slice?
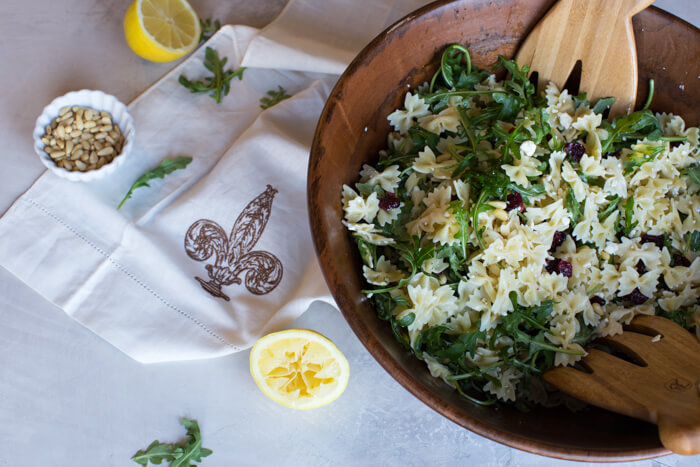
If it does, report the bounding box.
[123,0,201,63]
[250,329,350,409]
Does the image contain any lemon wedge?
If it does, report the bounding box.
[249,329,350,410]
[123,0,201,63]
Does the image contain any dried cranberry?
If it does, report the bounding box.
[620,288,648,305]
[545,258,560,274]
[545,258,572,277]
[563,142,586,163]
[379,192,400,210]
[506,192,525,213]
[602,151,620,159]
[550,231,567,252]
[557,260,573,277]
[635,260,647,276]
[641,234,664,249]
[672,253,691,267]
[589,296,606,306]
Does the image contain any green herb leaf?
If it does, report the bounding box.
[396,312,416,327]
[682,165,700,186]
[132,441,183,466]
[600,109,660,155]
[685,231,700,252]
[199,18,221,44]
[450,200,470,259]
[573,92,589,109]
[260,86,291,110]
[598,194,621,221]
[132,418,212,466]
[592,97,615,115]
[618,196,639,238]
[179,47,246,104]
[118,156,193,209]
[623,142,665,175]
[565,186,582,225]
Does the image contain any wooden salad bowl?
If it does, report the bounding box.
[307,0,699,461]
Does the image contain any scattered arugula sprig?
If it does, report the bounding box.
[179,47,246,104]
[118,156,193,209]
[260,86,291,110]
[199,18,221,44]
[132,418,212,466]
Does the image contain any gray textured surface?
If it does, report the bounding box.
[0,1,697,466]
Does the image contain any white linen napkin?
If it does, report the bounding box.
[0,0,428,363]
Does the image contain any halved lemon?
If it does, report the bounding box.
[250,329,350,410]
[123,0,201,63]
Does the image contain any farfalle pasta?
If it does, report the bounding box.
[341,45,700,405]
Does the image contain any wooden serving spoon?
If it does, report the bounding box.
[515,1,700,454]
[544,315,700,455]
[515,0,655,117]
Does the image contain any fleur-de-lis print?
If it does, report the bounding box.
[184,185,283,301]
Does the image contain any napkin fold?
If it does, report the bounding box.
[0,0,429,363]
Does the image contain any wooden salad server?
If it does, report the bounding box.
[515,0,655,117]
[543,315,700,455]
[515,0,700,455]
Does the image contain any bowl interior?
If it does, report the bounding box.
[308,0,699,461]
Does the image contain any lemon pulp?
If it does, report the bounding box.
[250,329,350,409]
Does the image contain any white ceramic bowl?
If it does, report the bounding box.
[33,89,135,182]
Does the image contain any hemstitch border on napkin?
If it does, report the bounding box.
[22,197,235,349]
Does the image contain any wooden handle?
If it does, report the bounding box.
[516,0,655,116]
[658,412,700,456]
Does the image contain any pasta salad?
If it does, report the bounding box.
[341,45,700,406]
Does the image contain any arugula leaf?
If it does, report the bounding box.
[179,47,246,104]
[439,44,472,88]
[362,238,434,294]
[572,92,589,109]
[469,190,494,250]
[260,86,291,110]
[171,418,213,467]
[132,442,183,466]
[408,126,440,153]
[600,109,660,154]
[565,186,582,225]
[118,157,193,209]
[396,312,416,327]
[623,142,664,174]
[510,183,545,198]
[685,231,700,252]
[682,165,700,186]
[198,18,221,44]
[450,200,470,259]
[592,97,615,115]
[598,194,621,221]
[618,196,639,238]
[132,418,212,466]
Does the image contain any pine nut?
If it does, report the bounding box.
[41,105,123,172]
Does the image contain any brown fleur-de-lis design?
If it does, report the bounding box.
[184,185,283,301]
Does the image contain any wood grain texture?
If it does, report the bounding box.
[544,315,700,455]
[515,0,655,116]
[308,0,699,461]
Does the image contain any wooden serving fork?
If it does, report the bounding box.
[544,315,700,455]
[515,0,655,117]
